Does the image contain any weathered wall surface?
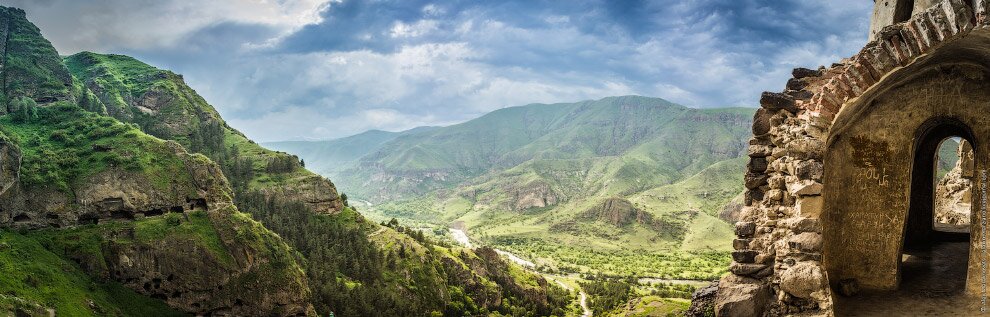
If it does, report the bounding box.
[712,0,990,315]
[824,64,990,292]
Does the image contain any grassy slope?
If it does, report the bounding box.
[0,104,193,194]
[342,98,750,278]
[63,52,328,198]
[0,7,74,106]
[0,231,184,317]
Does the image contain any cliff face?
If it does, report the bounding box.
[63,52,343,214]
[0,106,313,316]
[0,7,313,315]
[0,7,75,108]
[935,140,974,228]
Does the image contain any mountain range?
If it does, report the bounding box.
[266,95,755,279]
[0,6,573,316]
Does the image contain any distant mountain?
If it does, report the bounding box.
[276,95,754,277]
[336,96,752,203]
[263,126,438,175]
[0,6,572,316]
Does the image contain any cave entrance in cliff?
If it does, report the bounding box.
[900,122,973,299]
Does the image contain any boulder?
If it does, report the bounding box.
[780,261,826,299]
[687,282,719,317]
[788,232,823,253]
[760,92,798,113]
[715,275,771,317]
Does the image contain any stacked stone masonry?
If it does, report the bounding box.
[715,0,990,315]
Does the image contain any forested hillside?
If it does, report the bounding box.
[0,6,574,316]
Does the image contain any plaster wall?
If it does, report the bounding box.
[823,63,990,293]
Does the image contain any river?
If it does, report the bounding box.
[449,228,592,316]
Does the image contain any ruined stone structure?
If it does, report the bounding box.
[715,0,990,315]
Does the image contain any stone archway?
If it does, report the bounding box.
[821,60,990,314]
[713,1,990,316]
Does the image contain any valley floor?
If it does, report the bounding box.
[448,227,694,317]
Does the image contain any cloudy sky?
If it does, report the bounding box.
[7,0,872,142]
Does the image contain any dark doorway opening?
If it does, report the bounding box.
[902,120,971,299]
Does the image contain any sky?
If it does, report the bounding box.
[6,0,872,142]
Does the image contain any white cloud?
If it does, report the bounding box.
[389,20,439,38]
[9,0,331,53]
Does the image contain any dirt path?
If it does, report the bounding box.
[367,227,386,237]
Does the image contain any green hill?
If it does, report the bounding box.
[274,96,754,279]
[1,5,573,316]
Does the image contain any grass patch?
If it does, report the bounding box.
[0,104,192,194]
[0,230,185,316]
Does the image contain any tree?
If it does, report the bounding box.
[340,193,350,207]
[8,97,37,123]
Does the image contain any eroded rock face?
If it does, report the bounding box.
[715,275,771,317]
[0,137,313,316]
[512,181,559,211]
[0,136,20,226]
[935,141,973,227]
[1,141,230,229]
[582,197,665,228]
[261,174,343,214]
[98,207,313,316]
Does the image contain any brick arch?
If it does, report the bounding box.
[718,0,990,315]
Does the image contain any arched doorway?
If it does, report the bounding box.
[823,60,989,314]
[897,120,974,306]
[904,119,974,250]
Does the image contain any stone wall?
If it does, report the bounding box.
[715,0,990,315]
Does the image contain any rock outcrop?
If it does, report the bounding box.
[512,181,559,211]
[0,105,313,316]
[64,52,344,214]
[0,135,229,229]
[935,140,973,227]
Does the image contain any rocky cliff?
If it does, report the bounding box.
[935,140,973,228]
[0,7,75,108]
[0,7,313,316]
[63,52,343,214]
[0,105,313,316]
